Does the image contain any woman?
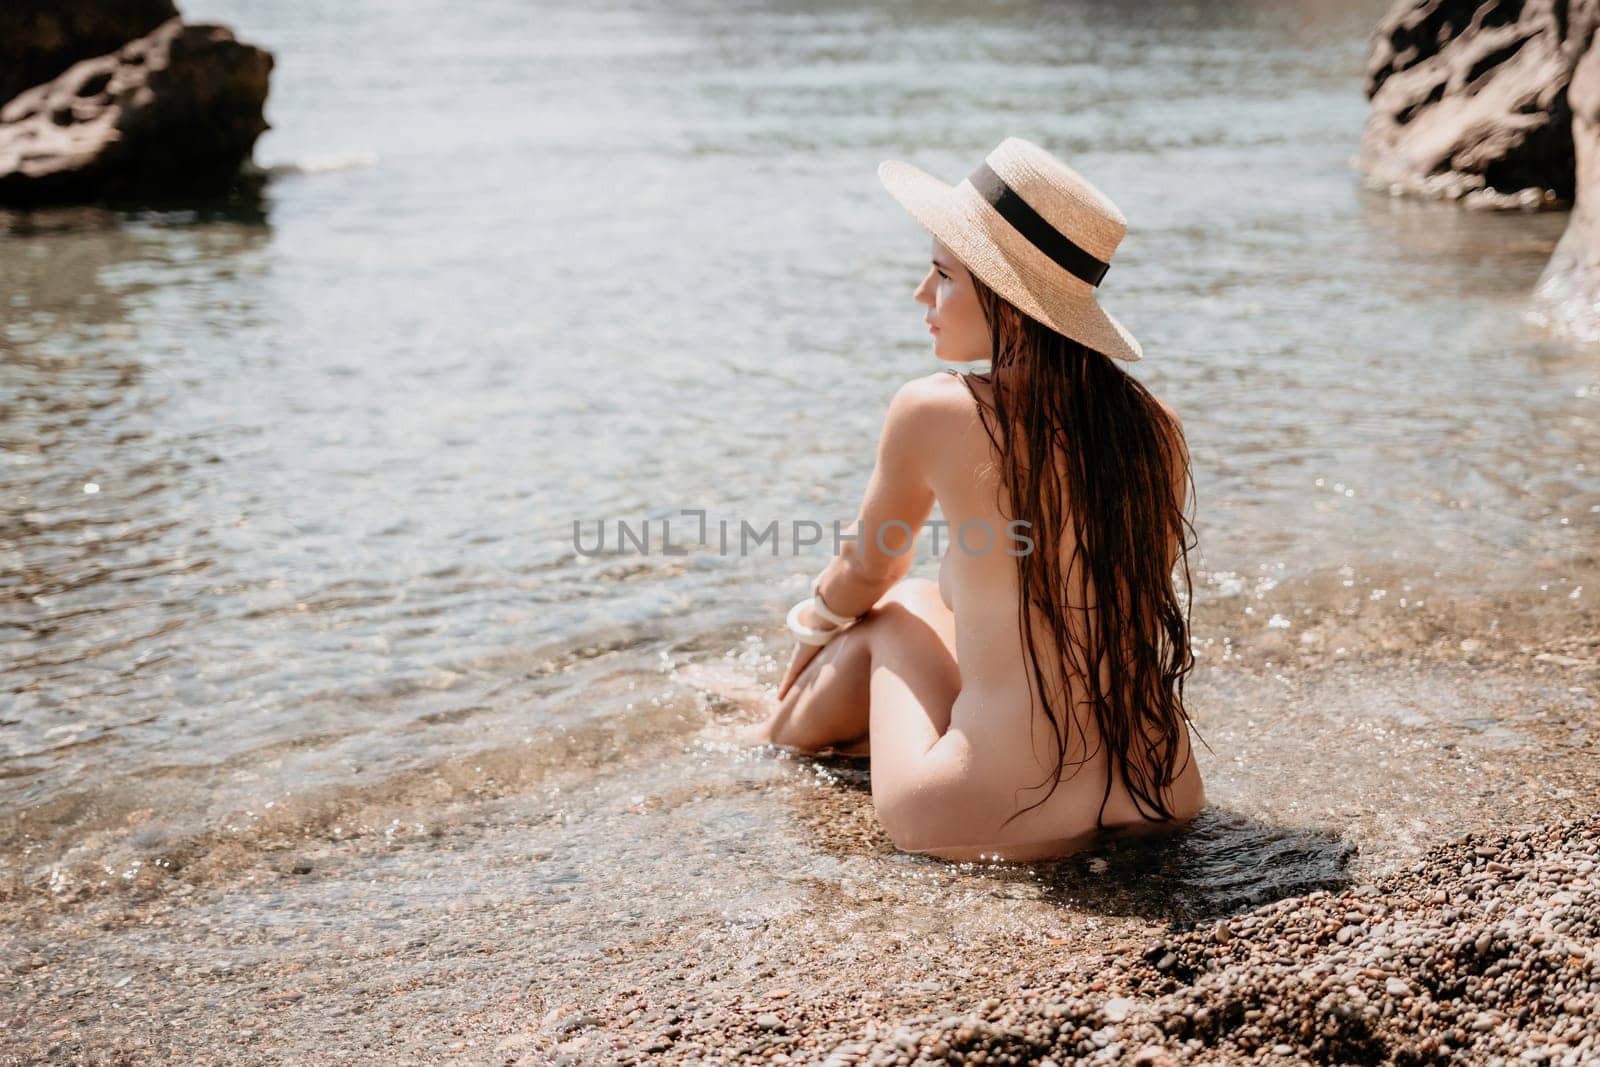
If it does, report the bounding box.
[720,137,1207,862]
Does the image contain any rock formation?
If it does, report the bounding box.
[1358,0,1600,209]
[1362,1,1600,340]
[1529,36,1600,340]
[0,0,179,107]
[0,10,271,205]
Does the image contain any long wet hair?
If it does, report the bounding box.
[963,274,1208,832]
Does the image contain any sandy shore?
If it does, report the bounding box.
[2,589,1597,1065]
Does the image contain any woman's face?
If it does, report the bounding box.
[913,236,991,363]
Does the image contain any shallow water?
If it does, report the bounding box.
[2,0,1597,955]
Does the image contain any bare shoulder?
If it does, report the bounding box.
[887,371,973,425]
[1151,393,1187,451]
[876,373,975,469]
[902,370,985,421]
[898,369,970,401]
[1151,393,1182,428]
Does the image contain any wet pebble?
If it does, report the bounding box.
[811,817,1600,1066]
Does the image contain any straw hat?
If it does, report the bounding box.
[878,136,1142,362]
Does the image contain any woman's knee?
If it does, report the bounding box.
[862,578,957,664]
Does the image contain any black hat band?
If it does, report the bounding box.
[967,161,1111,288]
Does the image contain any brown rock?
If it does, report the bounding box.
[0,17,272,205]
[1529,32,1600,338]
[0,0,178,107]
[1131,1047,1178,1067]
[1357,0,1600,208]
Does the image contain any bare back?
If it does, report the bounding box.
[915,369,1205,861]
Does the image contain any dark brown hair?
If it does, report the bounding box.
[963,274,1209,832]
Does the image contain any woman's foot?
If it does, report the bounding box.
[673,661,780,745]
[674,661,778,715]
[673,660,869,758]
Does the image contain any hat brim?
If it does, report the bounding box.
[877,159,1142,363]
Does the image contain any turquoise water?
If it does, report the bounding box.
[2,0,1596,906]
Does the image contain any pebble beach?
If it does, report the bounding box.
[4,606,1598,1064]
[821,818,1600,1067]
[4,0,1599,1063]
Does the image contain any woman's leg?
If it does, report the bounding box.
[751,578,958,756]
[745,620,872,754]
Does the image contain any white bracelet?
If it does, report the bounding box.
[808,578,860,628]
[786,598,840,646]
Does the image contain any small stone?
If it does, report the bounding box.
[1101,997,1136,1023]
[554,1012,600,1034]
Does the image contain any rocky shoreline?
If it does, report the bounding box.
[528,816,1600,1067]
[799,817,1599,1067]
[2,596,1594,1065]
[2,641,1596,1065]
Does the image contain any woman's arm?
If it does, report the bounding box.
[774,376,943,701]
[811,377,940,620]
